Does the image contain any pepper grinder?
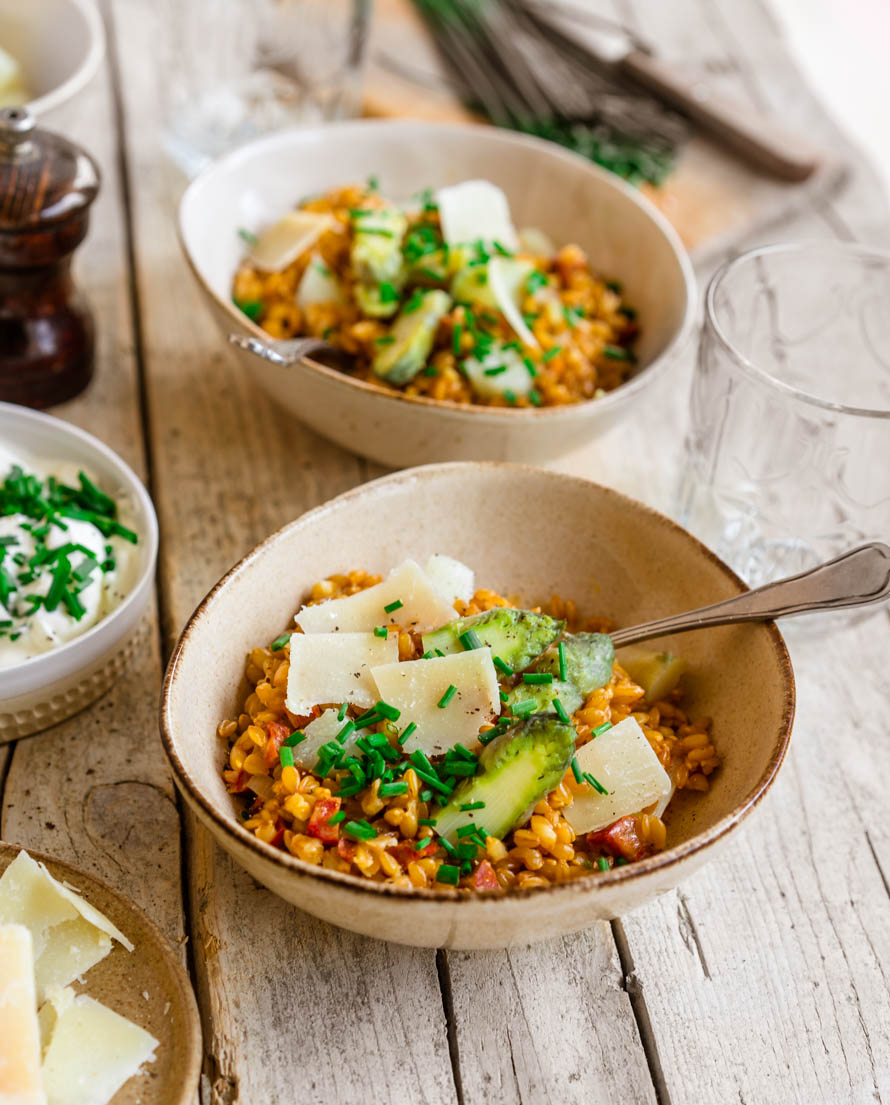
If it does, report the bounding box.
[0,106,100,407]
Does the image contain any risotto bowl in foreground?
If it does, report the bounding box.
[179,121,694,467]
[160,465,794,949]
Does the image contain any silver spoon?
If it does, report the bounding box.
[228,332,344,367]
[612,542,890,648]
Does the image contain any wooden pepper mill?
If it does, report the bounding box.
[0,106,101,407]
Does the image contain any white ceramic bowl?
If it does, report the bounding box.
[179,120,695,467]
[0,0,105,118]
[161,463,794,949]
[0,404,158,741]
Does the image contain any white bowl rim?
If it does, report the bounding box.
[179,118,697,423]
[0,402,158,693]
[160,461,795,907]
[25,0,106,117]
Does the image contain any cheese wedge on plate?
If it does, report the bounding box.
[286,631,397,716]
[425,555,475,604]
[371,649,500,755]
[39,988,157,1105]
[295,560,457,635]
[0,924,45,1105]
[0,853,132,1003]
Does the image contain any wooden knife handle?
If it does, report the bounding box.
[620,49,821,182]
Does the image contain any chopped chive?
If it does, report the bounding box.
[460,801,485,811]
[583,772,609,796]
[376,699,401,721]
[366,174,380,191]
[570,756,583,783]
[558,641,567,681]
[499,691,508,703]
[419,817,438,827]
[335,720,355,743]
[510,698,537,717]
[493,656,514,677]
[523,356,537,377]
[328,811,346,825]
[373,625,388,637]
[379,282,398,303]
[437,684,458,709]
[436,864,461,885]
[523,672,553,685]
[279,746,295,768]
[483,365,507,376]
[398,721,417,745]
[442,761,476,777]
[337,702,348,721]
[414,836,434,851]
[270,631,291,651]
[237,227,258,246]
[459,629,483,651]
[456,824,479,838]
[420,788,434,802]
[360,227,396,238]
[542,345,562,362]
[374,335,396,345]
[344,820,377,841]
[452,322,463,355]
[379,781,409,797]
[592,721,612,738]
[603,344,631,360]
[384,599,403,613]
[553,697,571,724]
[439,837,458,857]
[435,649,445,657]
[528,389,541,406]
[597,856,610,871]
[283,731,306,747]
[503,390,517,404]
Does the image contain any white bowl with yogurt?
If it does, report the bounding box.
[0,403,158,740]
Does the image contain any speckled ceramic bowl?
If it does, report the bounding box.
[179,120,695,468]
[160,464,794,949]
[0,404,158,741]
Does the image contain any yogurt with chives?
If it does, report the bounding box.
[0,446,140,669]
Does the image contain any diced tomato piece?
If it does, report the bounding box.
[229,770,250,794]
[587,816,650,862]
[264,721,292,769]
[472,859,500,891]
[337,837,357,862]
[391,839,438,868]
[307,797,342,843]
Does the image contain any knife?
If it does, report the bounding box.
[522,0,821,182]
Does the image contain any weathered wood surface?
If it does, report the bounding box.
[0,6,185,948]
[1,0,888,1103]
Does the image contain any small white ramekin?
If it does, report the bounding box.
[0,403,158,741]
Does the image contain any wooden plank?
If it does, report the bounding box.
[106,2,460,1101]
[593,4,890,1104]
[0,7,185,948]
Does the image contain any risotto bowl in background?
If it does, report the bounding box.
[160,464,794,949]
[178,121,695,467]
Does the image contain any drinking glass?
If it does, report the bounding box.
[159,0,372,177]
[678,242,890,588]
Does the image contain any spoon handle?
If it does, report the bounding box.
[611,542,890,648]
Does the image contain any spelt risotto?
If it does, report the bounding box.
[218,556,719,893]
[231,178,638,408]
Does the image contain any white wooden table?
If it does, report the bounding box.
[2,2,889,1102]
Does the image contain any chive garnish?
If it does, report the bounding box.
[374,335,396,345]
[436,864,460,885]
[583,772,609,795]
[379,781,408,797]
[510,698,537,717]
[483,365,507,376]
[570,757,583,783]
[459,629,483,651]
[553,698,571,724]
[542,345,562,362]
[437,684,458,709]
[592,721,612,737]
[398,721,417,745]
[558,641,567,681]
[452,322,463,355]
[384,599,403,613]
[418,817,437,827]
[359,227,396,238]
[493,656,514,677]
[373,625,388,637]
[237,227,258,246]
[379,282,398,303]
[603,344,631,360]
[414,837,434,851]
[279,746,295,768]
[328,811,346,825]
[456,824,478,838]
[335,720,355,743]
[270,632,290,651]
[597,857,610,871]
[344,820,377,841]
[337,702,348,721]
[460,801,485,811]
[283,731,306,747]
[523,672,552,685]
[375,700,401,721]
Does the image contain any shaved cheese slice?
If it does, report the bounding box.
[296,253,345,307]
[293,707,361,770]
[518,226,555,257]
[488,257,539,349]
[295,560,457,635]
[463,346,534,400]
[436,180,518,251]
[425,555,475,604]
[370,650,499,755]
[0,925,45,1105]
[286,632,397,716]
[40,990,157,1105]
[248,211,335,272]
[0,852,132,1003]
[32,920,111,1006]
[563,718,671,835]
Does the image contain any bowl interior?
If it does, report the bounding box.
[180,121,692,373]
[164,464,793,890]
[0,0,102,110]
